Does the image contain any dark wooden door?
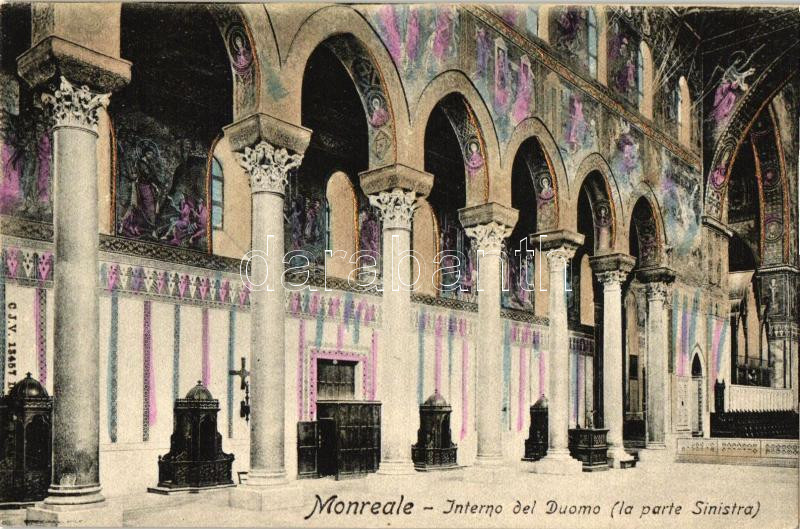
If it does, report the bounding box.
[317,360,356,400]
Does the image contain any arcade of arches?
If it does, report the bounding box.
[0,2,797,519]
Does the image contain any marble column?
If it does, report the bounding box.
[531,230,584,475]
[18,37,130,526]
[459,203,518,466]
[224,114,311,510]
[637,267,675,461]
[590,253,636,469]
[360,164,433,475]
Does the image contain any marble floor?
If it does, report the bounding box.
[110,461,798,529]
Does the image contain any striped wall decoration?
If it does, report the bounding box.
[447,315,456,398]
[227,309,236,438]
[107,291,119,443]
[516,329,528,432]
[297,318,306,420]
[201,308,210,386]
[459,319,469,441]
[671,292,679,374]
[34,287,47,385]
[314,300,325,349]
[537,333,545,398]
[502,321,512,429]
[434,316,443,395]
[688,291,700,362]
[417,310,427,405]
[370,330,378,400]
[142,300,155,441]
[172,305,181,401]
[679,294,689,376]
[0,273,4,390]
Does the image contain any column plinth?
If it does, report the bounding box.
[591,253,636,469]
[530,230,584,475]
[460,203,518,466]
[225,115,311,510]
[360,165,433,475]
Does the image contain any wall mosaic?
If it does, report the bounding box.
[114,116,212,252]
[0,105,51,222]
[369,5,460,95]
[661,152,701,259]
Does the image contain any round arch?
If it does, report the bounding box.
[628,190,666,269]
[503,117,569,229]
[206,4,268,119]
[412,70,501,206]
[280,5,411,167]
[638,40,654,119]
[572,152,626,250]
[703,43,798,221]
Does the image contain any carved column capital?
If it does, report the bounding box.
[235,140,303,196]
[546,245,577,270]
[596,270,628,290]
[368,188,418,230]
[41,75,110,132]
[464,222,511,254]
[645,281,670,304]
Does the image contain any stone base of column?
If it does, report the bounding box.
[636,445,674,466]
[377,458,416,475]
[26,501,123,527]
[530,449,583,475]
[474,453,504,467]
[229,483,304,512]
[607,446,636,469]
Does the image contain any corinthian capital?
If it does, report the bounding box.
[546,245,576,270]
[41,76,110,131]
[645,282,669,304]
[464,222,510,254]
[368,188,417,230]
[596,270,628,288]
[236,140,303,195]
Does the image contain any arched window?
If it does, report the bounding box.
[636,47,644,108]
[587,8,598,78]
[210,156,223,229]
[678,76,691,145]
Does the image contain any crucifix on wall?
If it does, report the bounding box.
[229,357,250,422]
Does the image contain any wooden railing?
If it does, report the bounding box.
[727,384,795,411]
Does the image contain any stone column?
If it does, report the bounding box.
[531,230,584,475]
[637,267,675,462]
[590,253,636,469]
[224,114,311,510]
[459,203,518,466]
[360,164,433,474]
[18,38,129,526]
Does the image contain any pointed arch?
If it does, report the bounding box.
[638,40,654,119]
[678,76,691,146]
[703,42,798,221]
[503,117,569,230]
[572,153,626,250]
[628,191,665,269]
[412,70,501,206]
[280,5,411,167]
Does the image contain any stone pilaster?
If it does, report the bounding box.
[530,230,584,474]
[590,252,636,469]
[18,37,130,526]
[360,164,433,474]
[459,203,518,466]
[224,113,311,510]
[637,267,675,462]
